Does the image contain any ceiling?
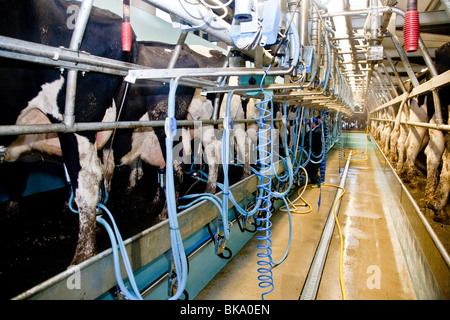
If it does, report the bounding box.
[321,0,450,108]
[135,0,449,110]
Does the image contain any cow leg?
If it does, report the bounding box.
[428,134,450,224]
[203,140,221,194]
[234,124,251,178]
[389,126,400,163]
[66,134,102,266]
[424,117,445,201]
[102,148,115,194]
[127,158,144,193]
[396,122,409,171]
[157,160,184,221]
[398,99,428,184]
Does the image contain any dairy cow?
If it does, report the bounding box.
[0,0,137,265]
[386,42,450,223]
[425,42,450,223]
[103,41,202,220]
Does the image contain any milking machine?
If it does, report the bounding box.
[4,0,367,301]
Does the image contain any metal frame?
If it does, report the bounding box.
[0,0,355,139]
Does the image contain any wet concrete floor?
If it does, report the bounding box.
[195,136,417,300]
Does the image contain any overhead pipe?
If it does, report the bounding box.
[342,0,361,73]
[324,6,437,79]
[370,0,380,46]
[143,0,278,66]
[299,0,310,47]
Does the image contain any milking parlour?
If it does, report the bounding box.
[0,0,449,307]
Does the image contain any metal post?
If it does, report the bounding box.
[443,0,450,19]
[167,31,189,69]
[374,70,393,101]
[64,0,94,127]
[383,52,406,93]
[387,31,419,87]
[380,62,398,97]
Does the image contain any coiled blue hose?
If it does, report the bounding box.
[318,110,329,185]
[254,65,275,300]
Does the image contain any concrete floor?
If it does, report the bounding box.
[195,135,417,300]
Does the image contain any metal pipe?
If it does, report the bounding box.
[443,0,450,19]
[143,0,277,66]
[370,118,450,131]
[0,36,138,76]
[167,31,189,69]
[374,70,393,101]
[386,31,420,87]
[380,62,398,97]
[0,117,286,137]
[64,0,94,127]
[126,64,295,82]
[300,151,352,300]
[299,0,310,47]
[383,52,406,93]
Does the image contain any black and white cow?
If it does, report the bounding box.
[0,0,135,265]
[103,41,201,220]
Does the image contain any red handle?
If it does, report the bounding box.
[404,10,420,52]
[122,22,132,52]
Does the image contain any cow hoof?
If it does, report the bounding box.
[205,185,217,195]
[157,208,168,221]
[241,172,251,179]
[70,251,96,266]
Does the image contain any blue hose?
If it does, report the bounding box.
[66,182,143,300]
[165,78,189,300]
[97,204,143,300]
[254,65,275,300]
